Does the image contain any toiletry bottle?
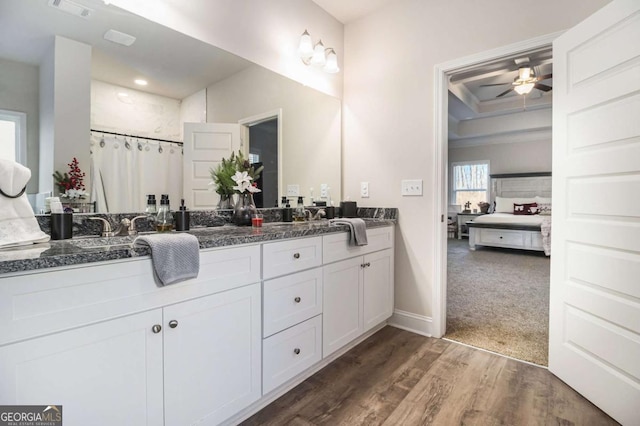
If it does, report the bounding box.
[281,196,288,208]
[161,194,170,210]
[294,196,305,222]
[145,194,157,215]
[174,199,190,231]
[282,202,293,222]
[156,197,173,232]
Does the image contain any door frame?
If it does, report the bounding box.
[431,32,562,338]
[239,109,283,201]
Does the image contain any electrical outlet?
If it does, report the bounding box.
[360,182,369,198]
[320,184,328,198]
[287,184,300,197]
[401,179,423,196]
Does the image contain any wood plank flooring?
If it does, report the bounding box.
[242,326,618,425]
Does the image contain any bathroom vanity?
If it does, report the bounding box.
[0,219,395,425]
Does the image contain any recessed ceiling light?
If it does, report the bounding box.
[103,29,136,46]
[134,79,148,86]
[48,0,92,18]
[117,92,129,97]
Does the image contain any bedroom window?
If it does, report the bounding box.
[451,161,489,208]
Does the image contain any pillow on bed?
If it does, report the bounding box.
[494,196,536,213]
[513,202,539,215]
[537,203,552,215]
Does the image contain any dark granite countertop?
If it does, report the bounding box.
[0,219,395,275]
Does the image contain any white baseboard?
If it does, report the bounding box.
[388,309,433,337]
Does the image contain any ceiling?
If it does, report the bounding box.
[311,0,395,24]
[0,0,252,100]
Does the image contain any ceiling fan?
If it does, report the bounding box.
[481,62,552,98]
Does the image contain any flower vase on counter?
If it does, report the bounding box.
[233,193,257,226]
[218,194,234,209]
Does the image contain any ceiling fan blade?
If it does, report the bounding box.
[480,83,510,87]
[496,88,514,98]
[534,83,552,92]
[535,73,552,81]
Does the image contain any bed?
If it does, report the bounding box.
[467,173,551,256]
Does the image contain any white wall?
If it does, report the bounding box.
[342,0,611,331]
[91,80,182,141]
[449,139,552,176]
[0,58,39,192]
[109,0,344,98]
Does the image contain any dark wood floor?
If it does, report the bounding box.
[242,326,618,425]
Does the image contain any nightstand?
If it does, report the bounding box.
[457,212,485,239]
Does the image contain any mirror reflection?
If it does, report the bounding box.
[0,0,341,212]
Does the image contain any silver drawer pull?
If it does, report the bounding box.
[293,348,301,355]
[294,296,301,303]
[293,253,301,259]
[169,320,178,329]
[152,324,162,334]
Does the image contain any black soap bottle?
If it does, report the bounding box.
[282,202,293,222]
[174,199,190,231]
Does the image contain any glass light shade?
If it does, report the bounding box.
[514,83,535,95]
[324,48,339,73]
[310,40,326,67]
[518,67,532,80]
[299,30,314,60]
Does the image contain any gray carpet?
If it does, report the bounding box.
[445,238,550,366]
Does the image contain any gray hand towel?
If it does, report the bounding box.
[329,218,368,246]
[134,233,200,285]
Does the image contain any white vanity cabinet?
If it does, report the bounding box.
[322,227,394,358]
[0,245,262,426]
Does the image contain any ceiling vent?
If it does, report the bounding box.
[48,0,93,18]
[103,29,137,47]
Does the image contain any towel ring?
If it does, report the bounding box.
[0,185,27,199]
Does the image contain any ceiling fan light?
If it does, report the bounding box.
[518,67,533,80]
[514,83,535,95]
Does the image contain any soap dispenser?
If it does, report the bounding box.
[145,194,157,214]
[156,197,173,232]
[294,196,305,222]
[173,199,190,231]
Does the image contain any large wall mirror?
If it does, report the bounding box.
[0,0,341,212]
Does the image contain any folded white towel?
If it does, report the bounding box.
[0,159,50,248]
[329,218,368,246]
[134,233,200,285]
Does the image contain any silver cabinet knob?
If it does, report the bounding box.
[294,297,301,303]
[168,320,178,329]
[366,262,371,267]
[152,324,162,334]
[293,253,301,259]
[294,348,301,355]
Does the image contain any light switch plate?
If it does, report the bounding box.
[401,179,423,196]
[360,182,369,198]
[320,184,328,198]
[287,184,300,197]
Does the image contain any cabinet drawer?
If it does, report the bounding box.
[263,268,323,337]
[263,315,322,394]
[478,229,526,247]
[0,245,260,346]
[323,226,393,264]
[263,236,322,279]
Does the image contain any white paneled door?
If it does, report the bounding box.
[550,1,640,424]
[183,122,240,209]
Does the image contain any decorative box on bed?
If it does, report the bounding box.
[468,172,551,255]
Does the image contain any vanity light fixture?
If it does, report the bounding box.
[299,30,339,74]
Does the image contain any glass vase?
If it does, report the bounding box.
[233,193,257,226]
[217,193,234,209]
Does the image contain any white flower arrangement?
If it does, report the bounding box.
[231,171,261,194]
[62,189,88,200]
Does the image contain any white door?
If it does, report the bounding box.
[550,1,640,424]
[183,122,240,209]
[363,248,394,333]
[163,283,261,426]
[0,310,164,426]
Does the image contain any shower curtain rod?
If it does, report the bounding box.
[91,129,183,146]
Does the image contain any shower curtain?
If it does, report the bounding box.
[90,134,182,213]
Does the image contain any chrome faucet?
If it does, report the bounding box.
[305,209,326,221]
[89,215,148,237]
[88,217,114,237]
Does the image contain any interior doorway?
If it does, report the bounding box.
[432,33,559,362]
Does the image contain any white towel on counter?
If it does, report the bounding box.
[134,233,200,285]
[0,159,50,248]
[329,218,368,246]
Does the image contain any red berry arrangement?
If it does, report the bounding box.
[53,157,86,193]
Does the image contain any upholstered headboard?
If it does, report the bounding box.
[490,172,552,200]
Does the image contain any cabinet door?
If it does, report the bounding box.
[363,249,394,333]
[163,283,261,426]
[322,256,363,358]
[0,310,164,426]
